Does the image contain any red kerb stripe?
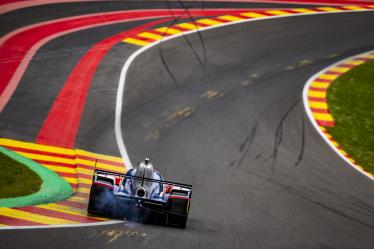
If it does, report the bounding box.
[325,71,343,75]
[77,183,92,189]
[70,183,78,188]
[338,63,356,68]
[193,21,210,27]
[3,145,75,159]
[170,25,192,32]
[151,29,172,37]
[75,155,123,167]
[0,215,44,226]
[75,164,123,173]
[210,17,230,23]
[309,86,327,92]
[56,172,77,178]
[317,120,335,127]
[57,200,87,209]
[132,35,155,43]
[311,108,329,113]
[14,207,100,223]
[34,159,75,168]
[77,173,93,179]
[314,78,332,83]
[308,96,327,102]
[74,192,90,198]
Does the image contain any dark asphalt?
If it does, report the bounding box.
[0,20,149,142]
[0,0,315,36]
[1,5,374,249]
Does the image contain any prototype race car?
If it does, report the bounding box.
[87,159,192,228]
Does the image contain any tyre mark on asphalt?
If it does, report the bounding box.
[158,0,209,86]
[294,117,306,167]
[236,121,258,166]
[271,98,301,168]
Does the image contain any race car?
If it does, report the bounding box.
[87,159,192,228]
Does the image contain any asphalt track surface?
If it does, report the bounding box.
[0,0,315,36]
[1,2,374,249]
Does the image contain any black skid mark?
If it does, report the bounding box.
[271,99,301,169]
[158,0,208,86]
[159,50,180,86]
[175,0,208,71]
[294,117,306,167]
[236,121,258,166]
[228,160,237,169]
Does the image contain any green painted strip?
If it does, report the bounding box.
[0,146,73,207]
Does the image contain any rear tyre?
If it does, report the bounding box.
[166,197,189,228]
[167,213,187,228]
[87,185,115,217]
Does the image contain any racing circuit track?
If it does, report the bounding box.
[1,1,374,249]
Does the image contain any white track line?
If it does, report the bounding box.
[302,51,374,181]
[115,8,374,171]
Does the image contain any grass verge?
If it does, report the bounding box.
[327,59,374,175]
[0,152,42,199]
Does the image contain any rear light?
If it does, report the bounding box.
[115,177,120,185]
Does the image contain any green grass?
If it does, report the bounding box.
[327,59,374,174]
[0,152,42,199]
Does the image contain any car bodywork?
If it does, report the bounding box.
[87,169,192,228]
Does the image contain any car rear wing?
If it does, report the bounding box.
[93,169,193,189]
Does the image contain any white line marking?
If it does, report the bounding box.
[302,51,374,181]
[115,7,374,171]
[0,220,124,230]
